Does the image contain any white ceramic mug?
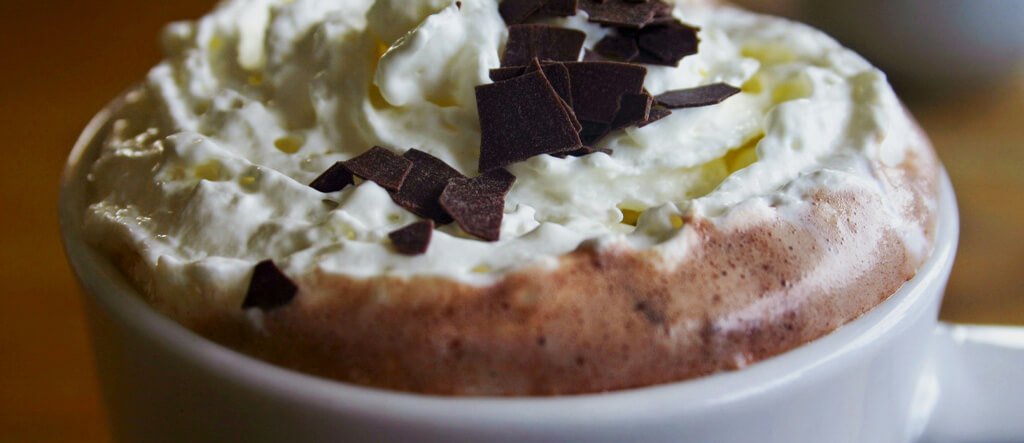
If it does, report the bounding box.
[61,98,1024,443]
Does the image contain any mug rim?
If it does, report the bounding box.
[59,93,960,425]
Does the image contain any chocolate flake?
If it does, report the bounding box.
[531,60,583,132]
[610,91,652,130]
[389,220,435,255]
[342,146,413,192]
[440,169,517,242]
[594,34,639,61]
[309,162,354,193]
[542,0,579,16]
[499,0,545,25]
[655,83,741,109]
[476,69,582,172]
[582,49,610,62]
[474,168,518,195]
[638,105,672,127]
[242,260,298,311]
[391,149,466,224]
[488,59,582,141]
[559,95,584,133]
[636,21,700,66]
[579,0,664,28]
[555,145,613,158]
[631,49,675,67]
[580,120,610,145]
[656,1,674,15]
[489,66,527,82]
[501,25,586,67]
[524,59,574,106]
[564,61,647,124]
[577,2,700,68]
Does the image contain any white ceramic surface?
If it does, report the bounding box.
[61,100,1024,443]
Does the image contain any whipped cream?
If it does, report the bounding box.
[84,0,924,311]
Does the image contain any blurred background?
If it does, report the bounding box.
[0,0,1020,441]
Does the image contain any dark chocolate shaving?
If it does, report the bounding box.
[391,149,466,224]
[501,25,586,67]
[579,0,664,28]
[542,0,579,16]
[581,91,654,144]
[439,169,517,242]
[638,105,672,127]
[478,0,703,170]
[655,83,741,109]
[610,91,652,130]
[594,34,639,61]
[631,49,677,67]
[309,162,354,193]
[563,61,647,124]
[524,59,574,106]
[499,0,545,25]
[342,146,413,192]
[579,120,610,145]
[648,15,677,27]
[559,95,584,133]
[242,260,298,311]
[470,168,518,195]
[587,24,700,67]
[636,21,700,66]
[476,69,582,172]
[489,66,527,82]
[652,1,673,18]
[492,60,582,133]
[389,220,435,256]
[582,49,609,62]
[555,145,613,158]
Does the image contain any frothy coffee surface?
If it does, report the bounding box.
[80,0,939,394]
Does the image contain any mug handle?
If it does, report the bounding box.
[917,323,1024,443]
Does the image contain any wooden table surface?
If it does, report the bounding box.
[0,1,1020,441]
